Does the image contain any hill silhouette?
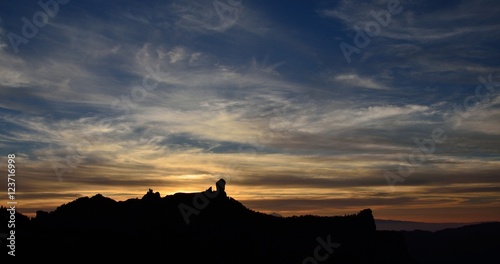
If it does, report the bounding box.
[375,219,475,232]
[401,221,500,263]
[4,180,495,262]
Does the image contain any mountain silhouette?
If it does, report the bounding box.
[375,219,473,232]
[8,179,497,262]
[401,221,500,263]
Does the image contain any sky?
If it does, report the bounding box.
[1,0,500,223]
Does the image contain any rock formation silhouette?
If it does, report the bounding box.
[216,178,226,194]
[6,180,496,262]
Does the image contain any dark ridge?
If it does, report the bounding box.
[2,180,412,262]
[401,221,500,264]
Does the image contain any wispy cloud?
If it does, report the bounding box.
[333,73,389,90]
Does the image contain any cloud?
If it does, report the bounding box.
[319,0,500,87]
[0,50,29,88]
[334,73,389,90]
[320,0,500,42]
[450,96,500,135]
[169,0,243,33]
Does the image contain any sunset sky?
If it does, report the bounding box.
[1,0,500,223]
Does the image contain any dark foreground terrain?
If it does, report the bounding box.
[1,181,498,262]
